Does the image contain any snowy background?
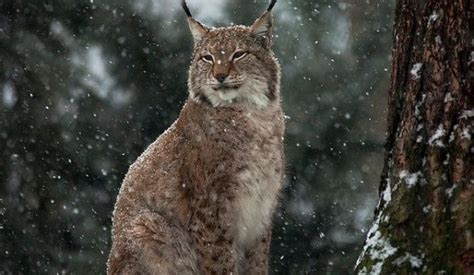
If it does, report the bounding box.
[0,0,394,273]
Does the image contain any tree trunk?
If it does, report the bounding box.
[355,0,473,273]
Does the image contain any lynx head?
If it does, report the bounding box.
[182,0,280,108]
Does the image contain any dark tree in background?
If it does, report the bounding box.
[356,0,473,273]
[0,0,394,273]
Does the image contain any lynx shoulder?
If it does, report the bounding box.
[107,1,284,274]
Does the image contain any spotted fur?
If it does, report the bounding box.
[107,2,284,274]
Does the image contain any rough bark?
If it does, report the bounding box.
[355,0,473,273]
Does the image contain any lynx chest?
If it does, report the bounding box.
[189,104,284,250]
[231,112,283,250]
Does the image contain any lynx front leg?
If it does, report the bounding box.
[189,208,239,274]
[243,229,272,275]
[108,211,199,275]
[194,236,239,275]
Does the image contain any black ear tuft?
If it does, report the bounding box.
[267,0,277,12]
[181,0,193,17]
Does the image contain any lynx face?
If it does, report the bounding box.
[186,13,280,108]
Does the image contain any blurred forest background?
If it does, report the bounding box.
[0,0,394,273]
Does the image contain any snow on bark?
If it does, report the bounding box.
[356,181,397,274]
[355,0,472,273]
[399,170,421,188]
[409,63,422,79]
[428,124,445,147]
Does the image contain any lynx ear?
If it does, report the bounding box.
[187,18,210,42]
[250,0,276,46]
[181,0,209,42]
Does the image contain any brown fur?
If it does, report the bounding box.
[107,5,284,275]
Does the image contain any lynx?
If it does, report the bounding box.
[107,0,284,274]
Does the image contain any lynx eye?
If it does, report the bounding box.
[232,51,247,60]
[201,55,214,63]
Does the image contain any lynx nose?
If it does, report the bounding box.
[214,74,227,83]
